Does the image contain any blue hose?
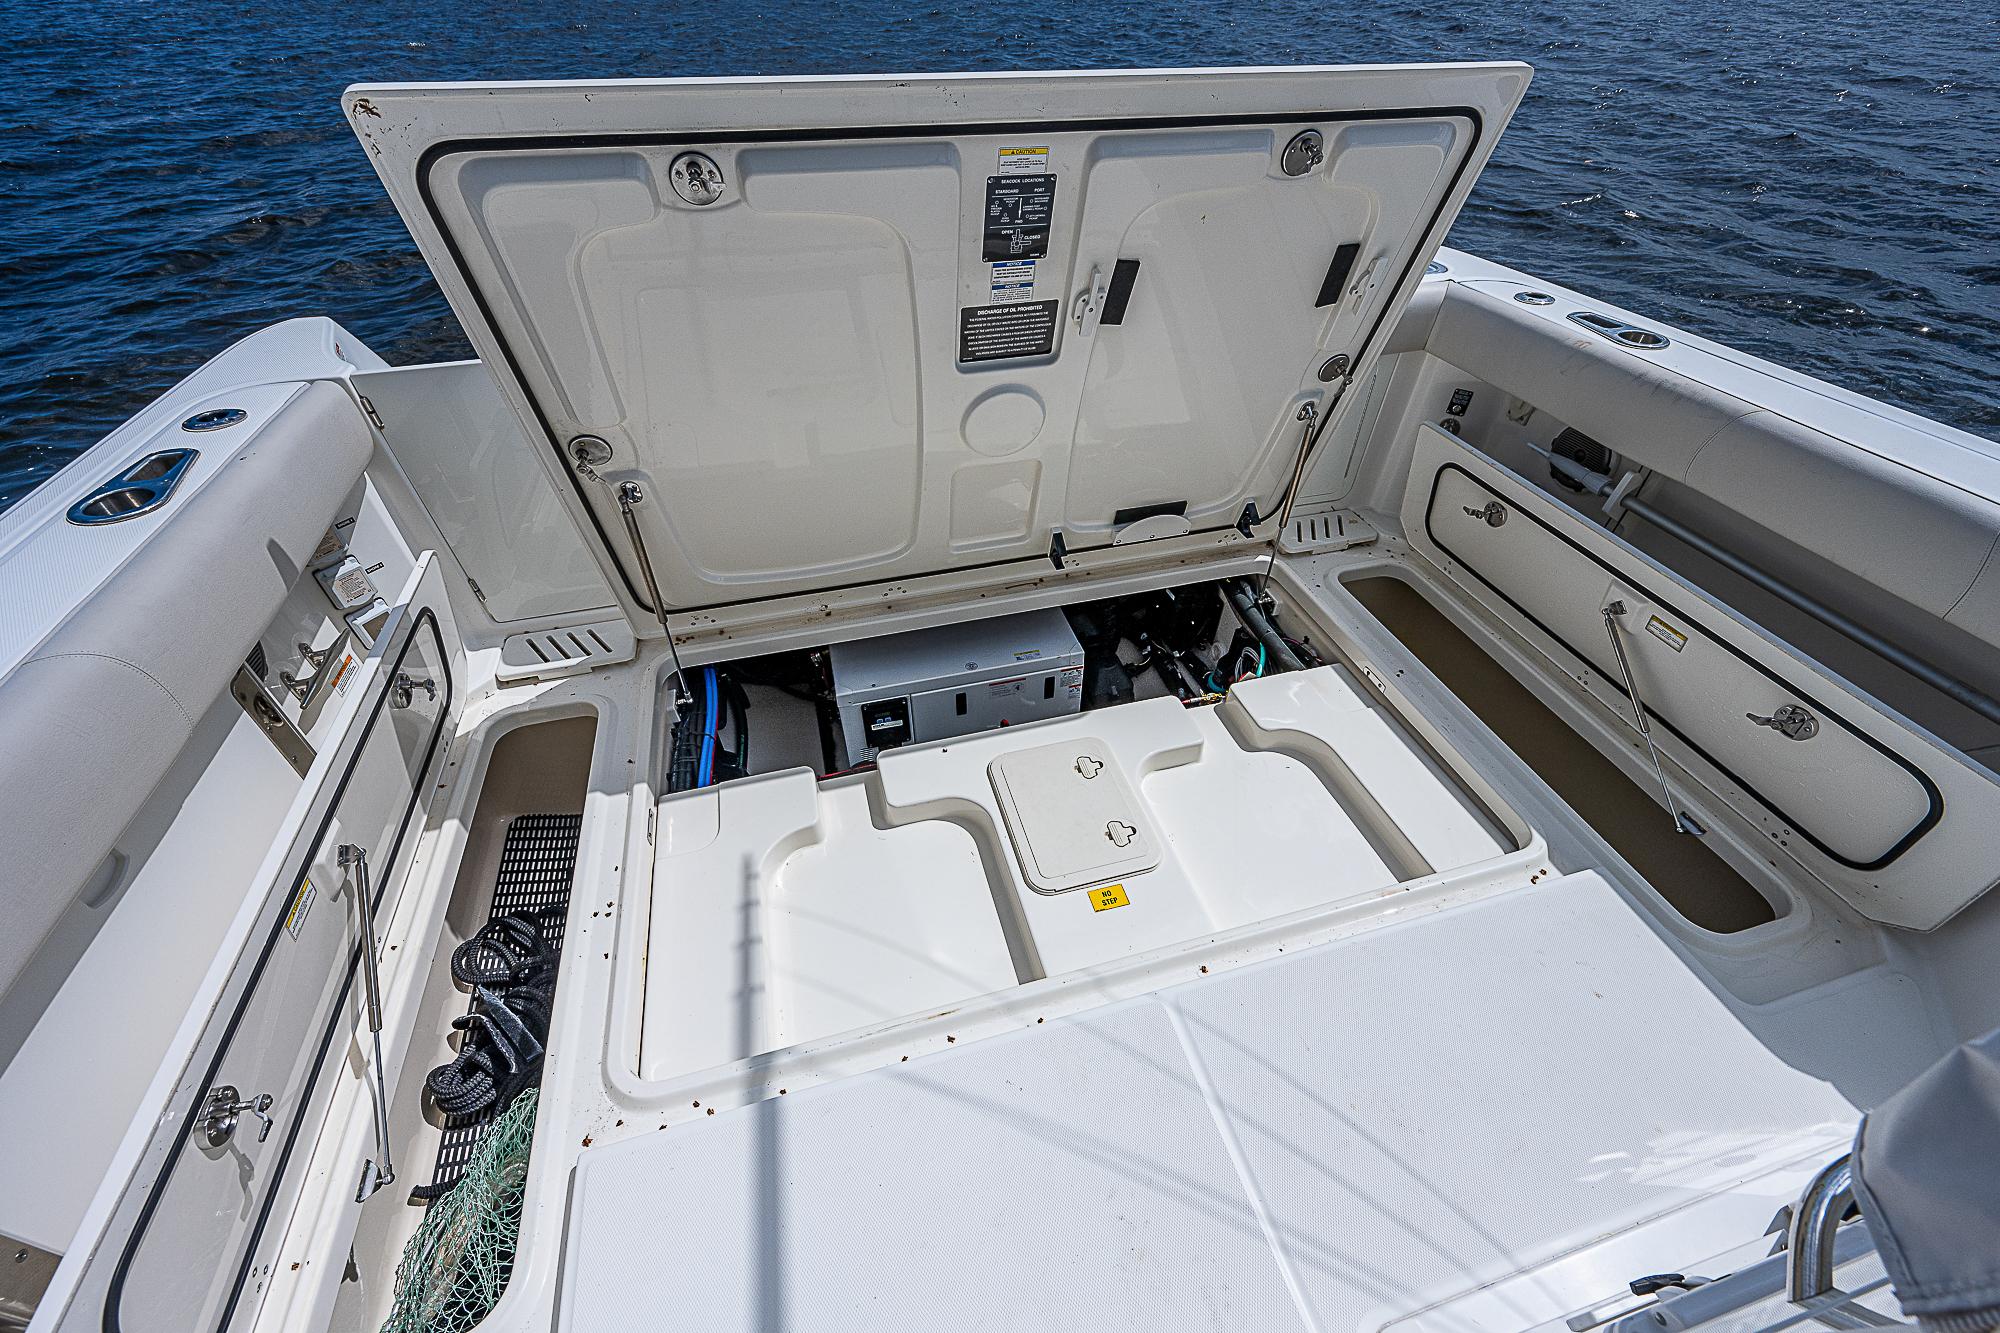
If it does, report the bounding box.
[698,666,719,786]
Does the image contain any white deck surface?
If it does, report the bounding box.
[566,873,1858,1331]
[641,669,1514,1084]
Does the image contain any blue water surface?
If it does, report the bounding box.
[3,0,1996,510]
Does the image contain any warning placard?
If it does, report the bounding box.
[989,259,1037,304]
[959,301,1059,363]
[998,145,1049,174]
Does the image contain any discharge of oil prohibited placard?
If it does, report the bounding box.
[959,301,1060,363]
[983,174,1056,262]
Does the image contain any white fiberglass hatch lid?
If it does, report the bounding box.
[347,65,1529,614]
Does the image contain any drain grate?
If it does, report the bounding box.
[424,812,581,1198]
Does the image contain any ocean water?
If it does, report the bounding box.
[3,0,1996,511]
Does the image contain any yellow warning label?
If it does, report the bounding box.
[997,144,1050,174]
[285,877,316,939]
[1644,615,1688,653]
[1089,884,1129,912]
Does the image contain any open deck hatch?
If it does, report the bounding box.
[346,64,1529,616]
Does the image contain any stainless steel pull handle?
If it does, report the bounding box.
[338,843,396,1201]
[1602,601,1703,837]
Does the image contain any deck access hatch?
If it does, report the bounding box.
[989,738,1162,894]
[345,65,1529,619]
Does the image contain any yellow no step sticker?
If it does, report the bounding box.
[285,877,316,939]
[1644,615,1688,652]
[1089,884,1129,912]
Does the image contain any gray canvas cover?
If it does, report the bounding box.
[1853,1025,2000,1333]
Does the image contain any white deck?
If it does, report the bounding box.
[641,668,1510,1083]
[566,872,1857,1331]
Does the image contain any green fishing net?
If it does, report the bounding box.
[381,1089,538,1333]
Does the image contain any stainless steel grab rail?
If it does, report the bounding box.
[1787,1154,1857,1304]
[338,843,396,1201]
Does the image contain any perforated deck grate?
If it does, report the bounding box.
[424,812,581,1198]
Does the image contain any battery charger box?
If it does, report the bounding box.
[832,608,1085,762]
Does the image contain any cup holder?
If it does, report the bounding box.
[66,448,199,526]
[1567,309,1670,351]
[75,486,154,520]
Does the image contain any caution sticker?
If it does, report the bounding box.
[285,877,316,939]
[1644,615,1689,652]
[997,144,1049,174]
[1089,884,1129,912]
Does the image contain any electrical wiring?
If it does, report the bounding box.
[698,666,719,787]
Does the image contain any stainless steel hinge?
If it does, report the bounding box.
[358,394,384,430]
[230,664,314,777]
[646,804,657,845]
[466,577,487,602]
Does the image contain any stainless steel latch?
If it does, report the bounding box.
[390,673,436,709]
[198,1085,274,1147]
[1462,500,1508,527]
[1748,704,1819,741]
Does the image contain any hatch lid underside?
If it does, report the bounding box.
[347,65,1529,615]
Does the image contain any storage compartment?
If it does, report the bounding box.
[1400,423,2000,931]
[1344,573,1777,933]
[333,714,597,1333]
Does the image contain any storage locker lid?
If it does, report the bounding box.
[346,65,1529,616]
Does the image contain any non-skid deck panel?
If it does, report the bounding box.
[426,812,580,1195]
[562,872,1858,1331]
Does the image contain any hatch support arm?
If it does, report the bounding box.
[1260,362,1351,596]
[339,843,398,1202]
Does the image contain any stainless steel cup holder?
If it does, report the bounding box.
[74,486,155,520]
[1615,327,1670,349]
[1567,309,1670,351]
[66,448,199,526]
